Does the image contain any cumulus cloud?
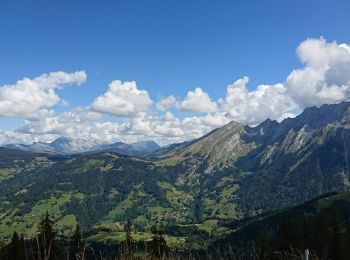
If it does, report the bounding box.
[0,130,56,145]
[177,87,218,113]
[0,71,86,119]
[218,77,296,125]
[91,80,153,117]
[19,108,103,137]
[286,37,350,108]
[213,38,350,125]
[163,111,176,121]
[121,112,183,138]
[156,95,177,112]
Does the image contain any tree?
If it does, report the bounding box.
[150,225,168,259]
[0,238,4,250]
[0,231,27,260]
[9,231,23,259]
[120,220,135,259]
[70,224,85,260]
[20,234,29,260]
[37,211,61,260]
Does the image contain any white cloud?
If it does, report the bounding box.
[19,108,102,137]
[122,112,184,138]
[0,71,86,119]
[91,80,153,117]
[15,109,185,145]
[214,38,350,125]
[177,87,218,113]
[286,37,350,109]
[163,111,176,121]
[200,113,231,127]
[156,95,177,112]
[218,77,296,125]
[0,130,56,146]
[3,38,350,146]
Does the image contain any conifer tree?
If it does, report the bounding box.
[150,225,168,259]
[9,231,21,259]
[20,234,28,260]
[0,238,4,250]
[121,220,135,259]
[70,223,85,260]
[37,211,61,260]
[330,214,349,260]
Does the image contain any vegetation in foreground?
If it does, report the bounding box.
[2,191,350,260]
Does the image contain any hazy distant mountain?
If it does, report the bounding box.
[3,137,161,156]
[49,136,102,154]
[97,140,160,156]
[129,140,160,152]
[4,142,57,154]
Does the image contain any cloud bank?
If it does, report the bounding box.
[1,38,350,146]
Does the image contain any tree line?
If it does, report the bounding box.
[0,213,169,260]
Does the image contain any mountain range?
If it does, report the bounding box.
[3,137,161,156]
[1,101,350,250]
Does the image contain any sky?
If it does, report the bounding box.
[1,0,350,146]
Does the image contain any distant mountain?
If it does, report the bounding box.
[4,142,56,154]
[3,137,102,155]
[130,140,160,152]
[49,136,102,154]
[3,137,161,156]
[97,140,160,156]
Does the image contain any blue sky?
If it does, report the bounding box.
[1,0,350,145]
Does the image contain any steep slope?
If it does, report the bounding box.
[158,121,255,175]
[234,102,350,215]
[157,101,350,219]
[146,141,191,159]
[212,191,350,258]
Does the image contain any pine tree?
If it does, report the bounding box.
[20,234,28,260]
[150,225,168,259]
[9,231,22,259]
[0,237,5,251]
[121,220,135,259]
[37,211,61,260]
[70,223,85,260]
[330,214,349,260]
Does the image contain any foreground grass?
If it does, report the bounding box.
[86,231,186,247]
